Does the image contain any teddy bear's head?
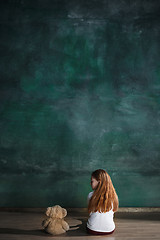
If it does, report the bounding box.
[46,205,67,219]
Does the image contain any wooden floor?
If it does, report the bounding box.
[0,210,160,240]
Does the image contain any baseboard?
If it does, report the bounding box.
[0,207,160,213]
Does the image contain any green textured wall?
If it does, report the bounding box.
[0,0,160,207]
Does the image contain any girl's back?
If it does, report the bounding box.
[87,191,115,232]
[86,169,118,234]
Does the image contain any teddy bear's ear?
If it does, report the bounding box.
[50,206,56,217]
[62,208,67,217]
[46,207,51,216]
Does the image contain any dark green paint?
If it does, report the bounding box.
[0,0,160,207]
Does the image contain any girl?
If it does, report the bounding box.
[86,169,119,235]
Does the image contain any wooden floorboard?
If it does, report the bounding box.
[0,210,160,239]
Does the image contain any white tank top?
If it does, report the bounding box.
[87,191,115,232]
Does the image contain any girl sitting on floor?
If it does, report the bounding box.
[86,169,119,235]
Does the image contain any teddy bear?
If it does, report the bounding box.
[42,205,70,235]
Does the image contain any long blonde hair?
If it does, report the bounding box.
[88,169,119,213]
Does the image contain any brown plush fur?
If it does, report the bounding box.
[42,205,69,235]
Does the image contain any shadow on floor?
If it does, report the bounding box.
[0,219,90,237]
[67,218,90,236]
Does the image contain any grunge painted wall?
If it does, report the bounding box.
[0,0,160,207]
